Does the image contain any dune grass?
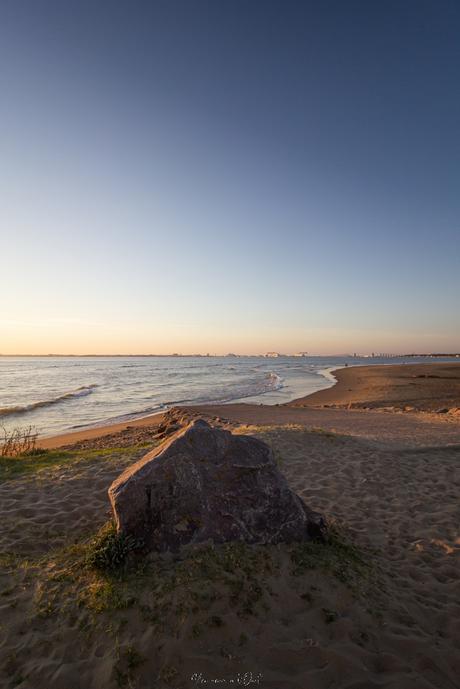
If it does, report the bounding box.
[0,444,152,483]
[0,448,75,481]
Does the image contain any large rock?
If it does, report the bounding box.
[109,419,326,551]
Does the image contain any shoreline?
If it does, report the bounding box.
[37,362,460,449]
[288,361,460,411]
[37,412,167,449]
[35,365,334,446]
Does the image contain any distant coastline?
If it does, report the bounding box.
[1,353,459,358]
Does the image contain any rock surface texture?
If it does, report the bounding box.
[109,419,326,551]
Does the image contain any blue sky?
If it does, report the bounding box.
[1,1,459,354]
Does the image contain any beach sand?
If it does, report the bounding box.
[289,362,460,413]
[1,364,459,688]
[37,412,168,450]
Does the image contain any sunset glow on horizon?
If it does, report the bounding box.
[1,1,459,356]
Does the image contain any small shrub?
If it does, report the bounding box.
[85,522,143,573]
[1,425,38,457]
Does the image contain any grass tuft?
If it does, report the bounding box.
[85,522,143,573]
[290,521,372,586]
[114,644,146,687]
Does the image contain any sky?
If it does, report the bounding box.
[1,0,459,355]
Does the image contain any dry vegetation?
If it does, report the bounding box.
[0,425,39,457]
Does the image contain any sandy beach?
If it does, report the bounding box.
[1,363,459,688]
[289,362,460,413]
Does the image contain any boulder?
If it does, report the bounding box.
[109,419,326,552]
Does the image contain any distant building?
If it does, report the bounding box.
[265,352,281,358]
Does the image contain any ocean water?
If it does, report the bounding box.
[0,355,457,437]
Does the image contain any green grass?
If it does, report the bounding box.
[0,449,75,481]
[290,521,372,586]
[0,445,145,482]
[85,522,144,573]
[25,525,278,625]
[5,512,375,624]
[32,519,374,626]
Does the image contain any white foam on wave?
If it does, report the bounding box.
[0,384,98,417]
[67,373,284,430]
[160,370,284,407]
[317,367,340,386]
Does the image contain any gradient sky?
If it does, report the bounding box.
[1,0,459,355]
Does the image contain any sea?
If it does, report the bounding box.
[0,355,458,437]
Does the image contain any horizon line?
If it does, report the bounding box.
[1,353,459,358]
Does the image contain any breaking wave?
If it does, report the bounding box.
[161,371,284,407]
[0,384,98,417]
